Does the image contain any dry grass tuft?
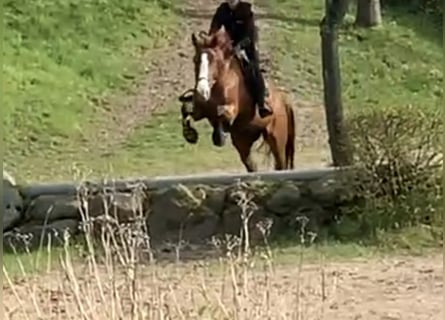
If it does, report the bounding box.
[3,182,442,320]
[2,183,333,320]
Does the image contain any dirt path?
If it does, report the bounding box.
[3,252,442,319]
[87,0,217,154]
[87,0,330,168]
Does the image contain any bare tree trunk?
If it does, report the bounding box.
[355,0,382,27]
[320,0,354,167]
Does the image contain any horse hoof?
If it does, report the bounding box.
[183,127,199,144]
[212,129,226,147]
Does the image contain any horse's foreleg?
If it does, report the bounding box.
[181,102,204,144]
[232,134,258,172]
[217,104,236,127]
[209,103,236,147]
[182,115,199,144]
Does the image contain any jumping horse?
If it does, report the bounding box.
[179,26,296,172]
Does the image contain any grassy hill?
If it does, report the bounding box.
[3,0,179,180]
[261,0,442,112]
[3,0,442,182]
[112,0,442,177]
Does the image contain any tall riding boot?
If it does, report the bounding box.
[247,46,273,118]
[256,70,273,118]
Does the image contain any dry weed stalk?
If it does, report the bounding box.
[3,180,337,320]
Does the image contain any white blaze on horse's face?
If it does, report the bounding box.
[196,52,211,101]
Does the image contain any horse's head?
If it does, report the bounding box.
[191,26,234,101]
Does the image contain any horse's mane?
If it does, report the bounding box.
[211,27,233,51]
[194,26,234,55]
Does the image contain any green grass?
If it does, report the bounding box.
[4,0,442,182]
[104,102,250,177]
[260,0,442,112]
[101,0,443,179]
[3,0,179,181]
[2,249,63,278]
[272,241,440,266]
[3,226,441,277]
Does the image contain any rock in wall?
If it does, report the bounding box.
[3,170,24,232]
[4,170,357,252]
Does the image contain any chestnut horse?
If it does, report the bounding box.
[179,26,295,172]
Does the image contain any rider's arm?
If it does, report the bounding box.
[243,3,260,61]
[244,4,258,46]
[209,4,224,34]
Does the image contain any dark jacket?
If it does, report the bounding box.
[209,2,266,103]
[208,2,258,54]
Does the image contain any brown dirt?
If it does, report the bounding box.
[87,0,217,154]
[3,252,442,319]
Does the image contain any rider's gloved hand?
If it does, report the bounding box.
[234,38,251,62]
[234,37,250,52]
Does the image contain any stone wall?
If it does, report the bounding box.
[3,168,356,252]
[3,170,23,234]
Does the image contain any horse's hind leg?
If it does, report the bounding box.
[264,132,286,171]
[210,120,228,147]
[231,133,259,172]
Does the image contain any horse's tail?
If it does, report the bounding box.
[284,97,296,169]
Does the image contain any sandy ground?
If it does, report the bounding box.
[3,252,442,319]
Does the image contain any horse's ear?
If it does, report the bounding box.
[191,33,198,47]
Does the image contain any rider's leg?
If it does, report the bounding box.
[246,46,273,118]
[254,66,272,117]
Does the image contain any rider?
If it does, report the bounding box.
[208,0,273,118]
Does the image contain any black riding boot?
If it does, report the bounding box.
[255,68,273,118]
[246,46,272,118]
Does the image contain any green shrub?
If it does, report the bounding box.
[382,0,442,17]
[340,105,442,240]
